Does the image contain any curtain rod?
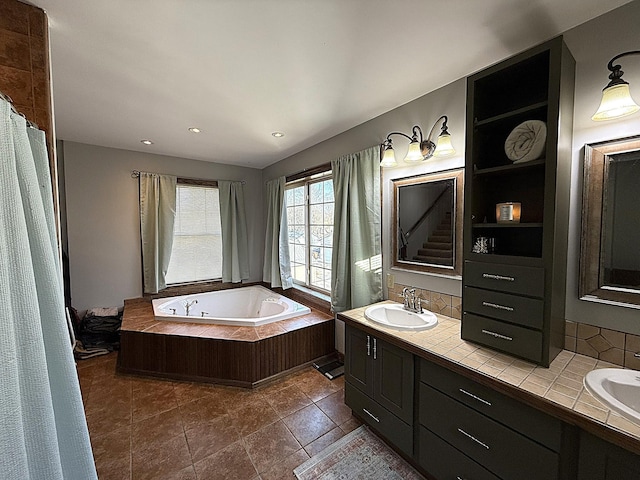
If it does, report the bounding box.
[0,89,39,129]
[131,170,245,185]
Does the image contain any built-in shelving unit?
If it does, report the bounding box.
[462,36,575,366]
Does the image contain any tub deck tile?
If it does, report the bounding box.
[121,297,332,342]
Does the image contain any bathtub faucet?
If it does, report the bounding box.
[183,299,198,316]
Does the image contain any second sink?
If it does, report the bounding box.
[364,303,438,331]
[584,368,640,425]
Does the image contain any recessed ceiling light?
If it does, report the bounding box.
[188,127,201,133]
[272,132,285,138]
[141,139,154,145]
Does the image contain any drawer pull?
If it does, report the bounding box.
[373,338,377,360]
[457,428,490,450]
[362,408,380,423]
[482,273,515,282]
[482,301,514,312]
[459,388,492,407]
[366,335,371,356]
[481,329,513,341]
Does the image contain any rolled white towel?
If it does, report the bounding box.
[504,120,547,164]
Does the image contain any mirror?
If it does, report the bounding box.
[580,136,640,307]
[392,168,463,276]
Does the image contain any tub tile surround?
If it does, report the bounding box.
[390,281,637,368]
[78,352,360,480]
[343,301,640,447]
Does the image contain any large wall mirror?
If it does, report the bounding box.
[392,168,463,277]
[580,136,640,308]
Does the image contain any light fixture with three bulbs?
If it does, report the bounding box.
[380,115,455,167]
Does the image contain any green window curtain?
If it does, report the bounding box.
[263,176,293,289]
[219,180,250,283]
[139,172,177,293]
[331,145,383,312]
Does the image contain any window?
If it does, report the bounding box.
[165,183,222,284]
[286,175,334,292]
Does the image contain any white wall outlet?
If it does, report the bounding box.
[387,273,395,288]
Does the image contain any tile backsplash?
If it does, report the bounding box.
[389,282,638,369]
[388,283,461,320]
[565,321,640,370]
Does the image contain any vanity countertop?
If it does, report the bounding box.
[337,301,640,455]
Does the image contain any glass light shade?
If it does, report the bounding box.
[403,141,424,163]
[592,83,640,121]
[433,133,456,157]
[380,147,397,167]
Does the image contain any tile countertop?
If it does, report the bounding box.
[337,301,640,456]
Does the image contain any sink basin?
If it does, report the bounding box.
[584,368,640,425]
[364,304,438,331]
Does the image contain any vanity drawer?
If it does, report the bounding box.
[419,426,500,480]
[420,384,559,480]
[419,359,562,451]
[345,382,412,456]
[464,261,544,297]
[464,286,544,329]
[461,313,543,363]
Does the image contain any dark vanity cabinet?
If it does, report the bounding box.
[418,359,567,480]
[462,36,575,366]
[344,324,414,455]
[578,432,640,480]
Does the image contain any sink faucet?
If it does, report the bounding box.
[400,288,423,314]
[183,299,198,316]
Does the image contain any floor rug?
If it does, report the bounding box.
[293,426,425,479]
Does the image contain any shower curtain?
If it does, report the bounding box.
[0,99,97,479]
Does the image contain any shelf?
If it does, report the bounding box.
[466,252,544,266]
[474,101,548,127]
[472,223,543,229]
[473,159,545,176]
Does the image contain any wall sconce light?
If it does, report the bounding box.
[592,51,640,121]
[380,115,455,167]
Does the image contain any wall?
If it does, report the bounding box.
[264,2,640,355]
[63,141,263,312]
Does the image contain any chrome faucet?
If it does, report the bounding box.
[400,288,423,313]
[183,299,198,316]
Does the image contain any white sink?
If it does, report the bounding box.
[364,304,438,331]
[584,368,640,425]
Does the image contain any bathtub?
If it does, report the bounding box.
[151,285,311,326]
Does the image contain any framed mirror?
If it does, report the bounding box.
[580,136,640,308]
[392,168,463,276]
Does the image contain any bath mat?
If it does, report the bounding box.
[313,359,344,380]
[293,426,424,479]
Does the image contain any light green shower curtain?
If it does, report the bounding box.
[263,176,293,289]
[219,180,250,283]
[0,99,97,479]
[331,145,383,312]
[139,172,177,293]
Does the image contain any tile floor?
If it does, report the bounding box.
[77,352,360,480]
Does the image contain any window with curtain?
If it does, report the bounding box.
[165,182,223,284]
[286,173,334,292]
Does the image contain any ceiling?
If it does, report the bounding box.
[33,0,631,169]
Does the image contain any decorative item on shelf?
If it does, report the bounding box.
[380,115,455,167]
[504,120,547,164]
[496,202,521,223]
[592,51,640,121]
[472,237,489,254]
